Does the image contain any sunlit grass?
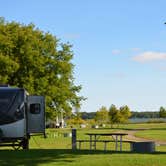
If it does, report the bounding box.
[0,123,166,166]
[135,130,166,141]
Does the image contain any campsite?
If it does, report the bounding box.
[0,123,166,166]
[0,1,166,166]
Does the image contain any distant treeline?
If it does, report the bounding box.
[80,111,160,120]
[131,112,159,118]
[81,112,96,119]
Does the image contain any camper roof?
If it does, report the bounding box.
[0,86,29,94]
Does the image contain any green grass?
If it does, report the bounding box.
[116,122,166,130]
[0,123,166,166]
[0,149,165,166]
[135,129,166,141]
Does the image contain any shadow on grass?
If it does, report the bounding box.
[0,149,166,166]
[0,149,77,166]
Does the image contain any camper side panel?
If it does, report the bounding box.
[27,96,45,134]
[0,88,26,138]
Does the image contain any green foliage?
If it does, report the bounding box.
[66,118,86,125]
[0,18,84,119]
[119,105,132,123]
[95,106,109,124]
[159,106,166,118]
[66,109,86,125]
[81,111,160,120]
[86,119,96,126]
[108,104,119,127]
[81,112,96,119]
[109,104,132,127]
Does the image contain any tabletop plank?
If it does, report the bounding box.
[85,133,128,136]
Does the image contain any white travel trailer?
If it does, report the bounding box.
[0,85,45,149]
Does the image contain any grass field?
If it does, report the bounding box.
[0,123,166,166]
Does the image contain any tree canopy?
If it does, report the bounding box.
[95,106,109,124]
[109,104,131,127]
[0,17,84,119]
[159,106,166,118]
[119,105,132,123]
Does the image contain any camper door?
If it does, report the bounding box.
[27,96,45,134]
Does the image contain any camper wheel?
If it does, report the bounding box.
[22,138,29,150]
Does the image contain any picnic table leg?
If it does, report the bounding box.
[90,135,92,150]
[115,135,118,151]
[120,135,122,151]
[79,141,81,150]
[104,142,107,151]
[72,129,77,150]
[94,135,96,150]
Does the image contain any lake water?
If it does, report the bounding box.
[129,118,166,123]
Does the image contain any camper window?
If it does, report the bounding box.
[30,104,41,114]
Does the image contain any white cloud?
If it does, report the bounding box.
[132,51,166,62]
[111,49,121,55]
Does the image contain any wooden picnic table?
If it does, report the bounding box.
[85,132,128,151]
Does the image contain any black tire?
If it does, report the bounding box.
[22,138,29,150]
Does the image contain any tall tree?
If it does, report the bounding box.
[0,18,84,119]
[159,106,166,118]
[119,105,132,123]
[95,106,109,124]
[108,104,120,128]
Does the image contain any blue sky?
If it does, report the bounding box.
[1,0,166,112]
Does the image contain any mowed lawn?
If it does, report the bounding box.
[0,123,166,166]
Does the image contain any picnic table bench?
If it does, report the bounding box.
[76,139,112,150]
[76,133,129,151]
